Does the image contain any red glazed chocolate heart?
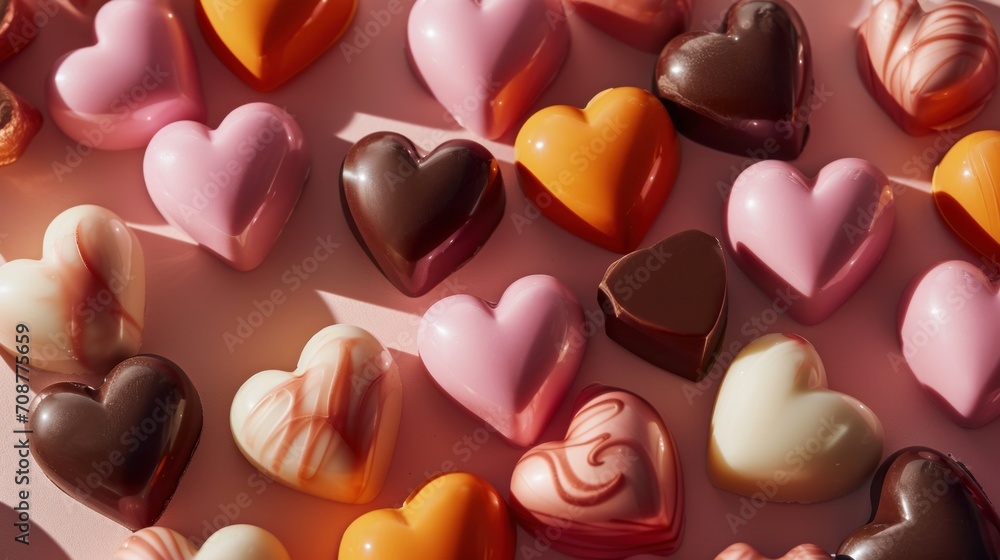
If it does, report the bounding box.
[837,447,1000,560]
[654,0,812,160]
[340,132,505,297]
[30,355,203,530]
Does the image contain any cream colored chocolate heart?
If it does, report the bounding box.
[0,205,145,374]
[708,333,884,503]
[113,525,289,560]
[230,325,402,503]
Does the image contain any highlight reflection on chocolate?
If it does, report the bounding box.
[598,230,727,381]
[30,355,203,531]
[837,447,1000,560]
[654,0,812,160]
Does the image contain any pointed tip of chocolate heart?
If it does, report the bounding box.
[598,229,727,381]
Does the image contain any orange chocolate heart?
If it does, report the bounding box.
[339,472,516,560]
[195,0,357,91]
[932,130,1000,262]
[514,87,680,253]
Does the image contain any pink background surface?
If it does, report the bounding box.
[2,0,1000,558]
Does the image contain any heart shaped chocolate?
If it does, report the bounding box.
[230,325,402,503]
[837,447,1000,560]
[725,158,894,325]
[515,87,680,253]
[196,0,357,91]
[715,543,831,560]
[0,80,42,166]
[708,333,884,503]
[339,472,516,559]
[598,229,727,381]
[510,385,684,558]
[654,0,812,160]
[30,355,203,530]
[113,525,290,560]
[418,274,586,447]
[932,130,1000,262]
[568,0,691,53]
[47,0,205,150]
[407,0,569,139]
[898,260,1000,428]
[341,132,505,297]
[144,102,310,271]
[0,205,145,375]
[857,0,999,135]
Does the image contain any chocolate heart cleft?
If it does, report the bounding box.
[837,447,1000,560]
[598,229,727,381]
[30,355,203,531]
[654,0,813,160]
[340,132,505,297]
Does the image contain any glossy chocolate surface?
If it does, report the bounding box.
[654,0,812,160]
[598,229,727,381]
[340,132,505,297]
[30,355,203,530]
[837,447,1000,560]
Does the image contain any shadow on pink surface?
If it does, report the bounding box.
[1,502,70,560]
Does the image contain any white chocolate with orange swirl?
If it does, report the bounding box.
[230,325,402,503]
[858,0,999,134]
[0,205,145,374]
[509,385,684,558]
[113,525,290,560]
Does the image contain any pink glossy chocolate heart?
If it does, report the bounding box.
[510,385,684,558]
[725,158,894,325]
[48,0,205,150]
[857,0,999,135]
[713,543,831,560]
[899,260,1000,428]
[407,0,569,140]
[568,0,691,53]
[417,275,585,447]
[143,103,309,271]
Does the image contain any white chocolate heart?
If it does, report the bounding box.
[113,525,290,560]
[708,333,884,503]
[0,205,145,374]
[230,325,402,503]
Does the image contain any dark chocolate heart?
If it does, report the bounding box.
[30,355,203,531]
[340,132,506,297]
[653,0,812,160]
[837,447,1000,560]
[598,229,728,381]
